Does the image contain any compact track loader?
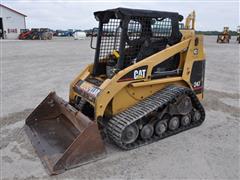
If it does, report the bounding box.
[25,8,206,175]
[217,27,231,43]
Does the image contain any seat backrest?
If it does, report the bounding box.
[136,38,168,62]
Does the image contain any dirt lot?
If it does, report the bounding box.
[1,36,239,179]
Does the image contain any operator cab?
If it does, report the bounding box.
[92,8,183,78]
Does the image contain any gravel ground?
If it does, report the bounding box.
[0,36,239,180]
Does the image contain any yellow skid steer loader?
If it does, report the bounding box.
[25,8,206,175]
[217,27,231,43]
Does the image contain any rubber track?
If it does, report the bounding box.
[107,85,205,150]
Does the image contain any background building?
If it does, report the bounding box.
[0,4,27,39]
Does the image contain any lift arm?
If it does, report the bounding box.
[185,11,196,30]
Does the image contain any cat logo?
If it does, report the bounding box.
[118,66,148,82]
[134,69,146,79]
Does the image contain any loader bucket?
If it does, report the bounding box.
[25,92,106,175]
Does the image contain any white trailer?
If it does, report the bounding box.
[73,31,86,40]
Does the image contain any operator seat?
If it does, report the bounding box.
[136,31,182,71]
[136,37,168,62]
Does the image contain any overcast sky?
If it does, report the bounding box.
[2,0,240,31]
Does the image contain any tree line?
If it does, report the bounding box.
[196,30,238,36]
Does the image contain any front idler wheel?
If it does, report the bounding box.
[121,123,139,144]
[168,116,180,131]
[140,124,154,140]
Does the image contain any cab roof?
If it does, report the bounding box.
[94,7,183,22]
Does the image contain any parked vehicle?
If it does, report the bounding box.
[19,28,53,40]
[73,31,86,40]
